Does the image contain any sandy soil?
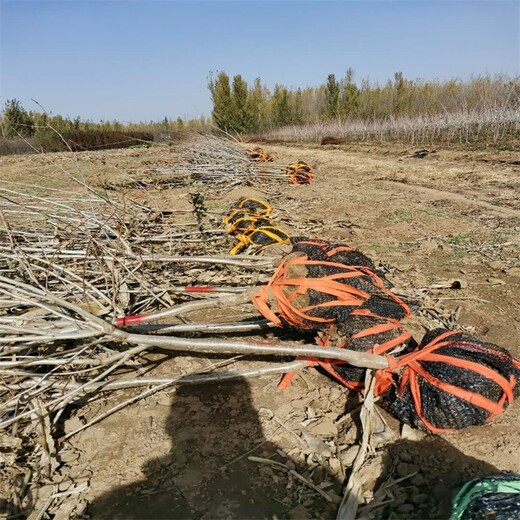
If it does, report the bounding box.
[1,141,519,519]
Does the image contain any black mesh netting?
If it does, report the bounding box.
[281,260,408,329]
[452,474,520,520]
[291,237,376,269]
[249,227,290,247]
[225,209,252,227]
[296,162,311,172]
[290,170,313,185]
[291,237,393,288]
[382,329,520,431]
[235,198,271,215]
[230,216,272,233]
[320,318,416,389]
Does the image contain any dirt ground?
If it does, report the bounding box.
[1,140,519,519]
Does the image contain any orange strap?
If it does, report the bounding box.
[291,241,355,260]
[252,254,410,329]
[326,246,354,257]
[402,363,515,433]
[292,239,330,249]
[375,330,518,432]
[374,330,467,395]
[314,319,411,389]
[295,239,329,246]
[279,317,411,390]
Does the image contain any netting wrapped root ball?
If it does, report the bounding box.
[289,169,313,185]
[233,197,272,216]
[247,147,273,162]
[291,237,394,289]
[316,317,416,391]
[291,237,376,268]
[223,198,273,229]
[225,197,290,255]
[229,226,291,255]
[376,329,520,432]
[251,251,410,331]
[223,209,253,228]
[226,215,273,235]
[451,474,520,520]
[284,162,314,185]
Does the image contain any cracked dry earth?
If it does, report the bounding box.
[4,141,519,519]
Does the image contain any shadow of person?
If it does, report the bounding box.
[0,499,15,517]
[359,436,501,519]
[89,377,306,519]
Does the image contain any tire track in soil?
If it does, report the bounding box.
[375,179,520,218]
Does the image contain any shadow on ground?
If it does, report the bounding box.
[88,379,505,520]
[89,378,338,519]
[361,437,500,519]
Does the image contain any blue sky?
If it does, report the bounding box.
[1,0,518,122]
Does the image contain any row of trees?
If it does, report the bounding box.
[209,70,520,134]
[0,99,207,140]
[3,69,518,144]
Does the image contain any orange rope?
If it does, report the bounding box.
[374,330,519,433]
[252,254,410,329]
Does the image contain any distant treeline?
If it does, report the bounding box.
[208,70,520,136]
[0,99,208,154]
[2,69,519,155]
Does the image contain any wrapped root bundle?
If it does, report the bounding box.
[248,147,273,162]
[376,329,520,432]
[279,315,415,390]
[224,197,290,255]
[291,237,392,287]
[313,316,415,391]
[252,251,410,331]
[226,214,273,235]
[230,226,291,255]
[284,162,314,185]
[232,197,273,216]
[292,238,376,268]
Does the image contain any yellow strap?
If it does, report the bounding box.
[231,227,290,254]
[284,162,312,175]
[238,197,271,209]
[250,227,290,246]
[229,242,247,255]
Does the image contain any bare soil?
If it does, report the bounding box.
[1,141,519,519]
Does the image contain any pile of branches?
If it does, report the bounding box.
[103,133,262,192]
[0,182,291,517]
